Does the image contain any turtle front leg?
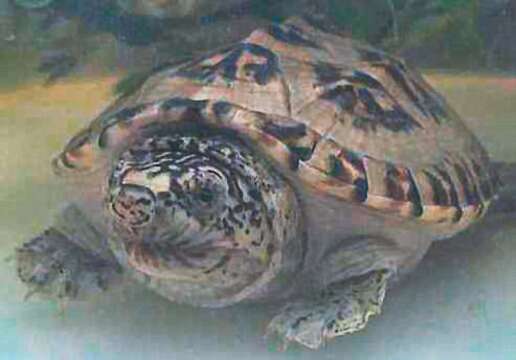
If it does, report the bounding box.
[266,270,390,350]
[266,235,426,349]
[15,205,124,301]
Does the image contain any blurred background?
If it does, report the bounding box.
[2,0,516,88]
[0,0,515,359]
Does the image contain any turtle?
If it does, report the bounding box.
[15,18,507,349]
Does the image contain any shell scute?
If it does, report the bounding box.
[55,19,500,229]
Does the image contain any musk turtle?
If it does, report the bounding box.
[16,18,504,349]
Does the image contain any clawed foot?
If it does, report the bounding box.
[16,228,121,301]
[265,271,388,350]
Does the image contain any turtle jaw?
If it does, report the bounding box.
[123,233,235,282]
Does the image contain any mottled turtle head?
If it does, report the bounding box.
[106,132,301,298]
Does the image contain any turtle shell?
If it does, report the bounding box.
[54,19,500,231]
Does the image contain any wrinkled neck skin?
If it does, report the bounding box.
[105,131,304,307]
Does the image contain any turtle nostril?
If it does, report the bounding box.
[110,184,157,228]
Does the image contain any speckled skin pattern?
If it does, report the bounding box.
[16,18,501,349]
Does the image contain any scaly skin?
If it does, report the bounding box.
[16,207,124,301]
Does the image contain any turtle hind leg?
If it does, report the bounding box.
[266,270,390,350]
[16,207,124,301]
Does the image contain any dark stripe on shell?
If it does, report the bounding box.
[267,24,320,48]
[388,105,422,131]
[422,170,450,206]
[434,166,463,222]
[65,128,91,152]
[346,71,384,90]
[321,85,357,111]
[462,158,485,203]
[114,104,149,122]
[353,178,369,203]
[162,98,208,111]
[352,102,421,134]
[357,88,383,115]
[313,62,341,85]
[240,43,280,85]
[261,120,307,140]
[342,150,368,202]
[407,170,424,217]
[98,104,150,148]
[288,146,313,170]
[175,43,280,86]
[384,164,407,201]
[412,80,449,124]
[327,155,347,181]
[380,63,425,115]
[385,164,423,216]
[453,161,481,205]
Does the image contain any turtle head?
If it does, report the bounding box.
[106,133,301,299]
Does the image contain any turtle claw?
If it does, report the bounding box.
[265,303,327,350]
[265,270,389,350]
[16,227,122,301]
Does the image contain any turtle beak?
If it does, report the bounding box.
[109,184,157,229]
[124,233,232,282]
